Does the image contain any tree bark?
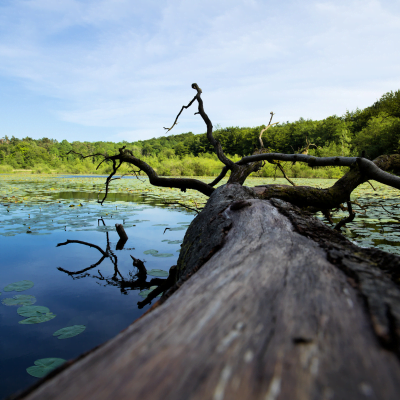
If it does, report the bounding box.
[17,185,400,400]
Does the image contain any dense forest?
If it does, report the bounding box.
[1,90,399,179]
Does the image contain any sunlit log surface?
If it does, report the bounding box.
[18,185,400,400]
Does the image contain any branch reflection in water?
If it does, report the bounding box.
[56,218,176,309]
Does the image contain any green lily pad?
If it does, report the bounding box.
[147,269,169,277]
[138,286,162,298]
[26,358,66,378]
[152,224,169,226]
[2,295,36,306]
[17,305,50,317]
[143,249,159,255]
[166,240,182,244]
[168,227,187,231]
[53,325,86,339]
[19,313,56,324]
[153,253,174,257]
[4,280,34,292]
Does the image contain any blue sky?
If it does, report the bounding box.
[0,0,399,143]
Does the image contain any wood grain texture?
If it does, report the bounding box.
[18,184,400,400]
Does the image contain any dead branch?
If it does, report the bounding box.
[208,166,229,187]
[163,95,198,133]
[67,150,105,159]
[106,147,214,196]
[239,154,400,190]
[334,201,355,231]
[98,159,122,205]
[275,163,296,186]
[253,154,400,210]
[258,112,279,148]
[165,83,235,170]
[366,180,377,191]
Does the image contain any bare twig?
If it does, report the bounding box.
[276,163,296,187]
[67,150,105,159]
[258,112,279,148]
[334,201,355,231]
[164,95,198,133]
[366,180,376,191]
[98,159,122,205]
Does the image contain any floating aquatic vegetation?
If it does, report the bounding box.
[4,280,34,292]
[19,313,56,324]
[147,269,169,277]
[53,325,86,339]
[143,249,173,258]
[138,286,162,298]
[2,295,36,306]
[17,305,56,324]
[26,358,66,378]
[17,305,50,317]
[143,249,158,255]
[1,175,400,257]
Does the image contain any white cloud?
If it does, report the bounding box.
[0,0,399,141]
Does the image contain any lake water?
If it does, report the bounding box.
[1,174,400,398]
[0,175,195,398]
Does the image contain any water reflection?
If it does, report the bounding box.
[56,228,175,308]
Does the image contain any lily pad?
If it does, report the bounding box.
[153,253,174,258]
[19,313,56,324]
[26,358,66,378]
[168,227,187,231]
[138,286,162,298]
[152,224,169,226]
[53,325,86,339]
[143,249,159,255]
[2,295,36,306]
[17,305,50,317]
[147,269,169,277]
[4,280,34,292]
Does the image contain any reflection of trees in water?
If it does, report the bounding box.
[57,222,176,309]
[50,190,168,206]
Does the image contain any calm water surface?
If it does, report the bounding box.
[0,176,194,398]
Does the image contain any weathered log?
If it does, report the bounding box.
[17,184,400,400]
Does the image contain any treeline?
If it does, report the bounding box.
[1,90,399,179]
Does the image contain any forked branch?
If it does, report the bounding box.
[258,112,279,149]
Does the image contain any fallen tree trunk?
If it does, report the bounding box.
[17,184,400,400]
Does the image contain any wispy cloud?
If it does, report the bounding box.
[0,0,399,141]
